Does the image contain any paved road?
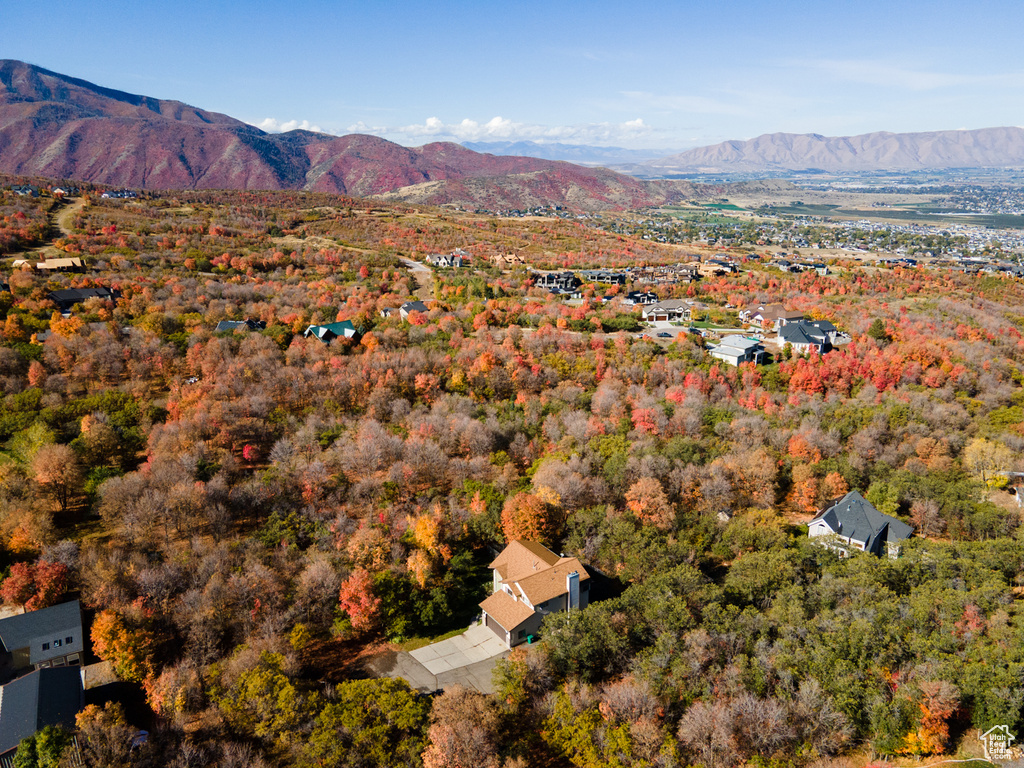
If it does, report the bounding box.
[399,257,430,274]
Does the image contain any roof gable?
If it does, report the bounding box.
[810,491,914,548]
[780,322,826,345]
[490,540,560,583]
[717,336,761,353]
[0,601,83,665]
[0,667,83,756]
[478,590,535,631]
[515,557,588,605]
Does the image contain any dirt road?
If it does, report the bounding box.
[54,198,86,238]
[400,257,435,300]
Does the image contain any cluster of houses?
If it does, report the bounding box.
[290,300,439,346]
[531,271,581,295]
[526,257,740,298]
[12,258,85,273]
[99,190,137,200]
[770,257,829,275]
[0,601,87,767]
[684,303,844,366]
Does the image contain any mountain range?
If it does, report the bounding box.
[4,59,1024,211]
[641,127,1024,173]
[0,60,699,211]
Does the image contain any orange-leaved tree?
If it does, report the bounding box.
[337,568,381,635]
[500,492,557,546]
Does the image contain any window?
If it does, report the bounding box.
[66,636,73,645]
[517,629,526,639]
[42,643,49,651]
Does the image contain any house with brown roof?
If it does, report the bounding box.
[491,253,526,269]
[479,541,590,648]
[741,303,804,331]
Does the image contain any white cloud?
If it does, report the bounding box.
[347,115,657,146]
[255,117,326,134]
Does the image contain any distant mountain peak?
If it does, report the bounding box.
[644,127,1024,172]
[0,60,694,210]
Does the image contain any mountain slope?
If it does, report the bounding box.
[379,166,702,210]
[0,59,686,210]
[462,140,677,166]
[645,127,1024,172]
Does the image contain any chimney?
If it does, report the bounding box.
[566,571,580,611]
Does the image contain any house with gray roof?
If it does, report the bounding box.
[808,319,839,343]
[779,320,832,355]
[426,253,464,268]
[0,601,84,682]
[215,318,266,333]
[47,288,119,313]
[399,301,430,321]
[0,667,83,767]
[709,336,765,366]
[808,491,913,558]
[642,299,691,323]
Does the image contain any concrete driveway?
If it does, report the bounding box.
[410,624,507,674]
[365,623,509,694]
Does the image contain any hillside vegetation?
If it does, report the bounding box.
[1,186,1023,767]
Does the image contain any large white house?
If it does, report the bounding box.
[709,336,765,366]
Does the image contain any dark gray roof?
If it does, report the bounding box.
[47,288,118,307]
[811,491,914,550]
[0,667,83,756]
[0,601,83,666]
[811,319,837,333]
[779,321,828,346]
[400,301,429,314]
[215,319,266,333]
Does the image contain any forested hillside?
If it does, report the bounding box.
[1,184,1022,767]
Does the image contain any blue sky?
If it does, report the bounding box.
[4,0,1024,150]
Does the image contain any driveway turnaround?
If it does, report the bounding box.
[366,623,509,695]
[409,624,507,674]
